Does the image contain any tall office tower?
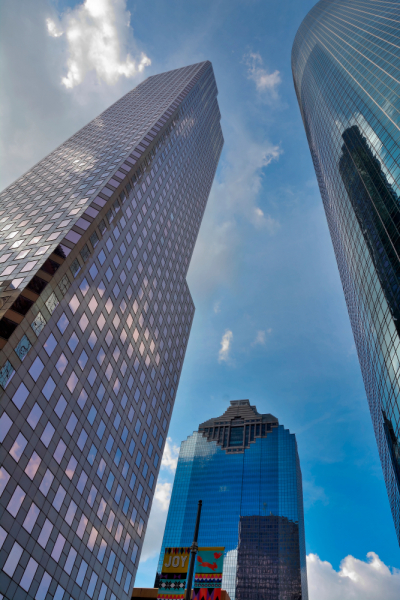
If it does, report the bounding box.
[0,62,223,600]
[157,400,308,600]
[292,0,400,544]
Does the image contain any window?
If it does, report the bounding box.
[40,422,55,448]
[131,543,139,564]
[68,332,79,352]
[88,405,97,425]
[12,383,29,409]
[106,472,115,492]
[7,486,25,517]
[78,350,88,369]
[69,294,80,314]
[27,403,43,429]
[129,472,136,490]
[123,496,130,515]
[44,333,57,356]
[88,444,98,465]
[138,518,144,536]
[88,331,97,349]
[51,534,66,562]
[54,396,67,418]
[114,447,122,466]
[57,313,69,334]
[106,551,116,574]
[54,439,67,462]
[65,547,77,574]
[53,486,66,511]
[38,519,53,548]
[97,538,107,563]
[56,353,68,375]
[87,484,98,507]
[29,357,44,381]
[106,510,115,532]
[114,485,122,503]
[23,503,40,533]
[89,263,98,280]
[122,460,129,479]
[3,542,23,577]
[10,433,27,462]
[65,500,77,526]
[42,377,56,400]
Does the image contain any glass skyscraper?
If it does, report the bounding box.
[292,0,400,544]
[0,62,223,600]
[158,400,308,600]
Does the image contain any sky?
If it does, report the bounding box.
[1,1,400,598]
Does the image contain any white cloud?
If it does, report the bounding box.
[161,437,180,473]
[46,0,151,89]
[307,552,400,600]
[219,329,233,363]
[0,0,150,191]
[243,52,281,99]
[302,478,328,509]
[139,481,172,562]
[153,481,172,512]
[214,301,221,314]
[187,124,281,297]
[46,18,62,38]
[252,330,267,346]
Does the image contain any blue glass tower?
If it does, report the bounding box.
[292,0,400,544]
[157,400,308,600]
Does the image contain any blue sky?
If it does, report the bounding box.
[1,1,399,598]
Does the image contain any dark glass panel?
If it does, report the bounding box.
[27,276,48,295]
[0,317,18,340]
[10,295,34,316]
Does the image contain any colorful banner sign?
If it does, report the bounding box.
[158,547,191,600]
[194,547,225,600]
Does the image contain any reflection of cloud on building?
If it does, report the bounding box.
[157,400,308,600]
[292,0,400,544]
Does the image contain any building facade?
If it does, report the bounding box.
[292,0,400,543]
[157,400,308,600]
[0,62,223,600]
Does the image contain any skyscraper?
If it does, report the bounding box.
[157,400,308,600]
[0,62,223,600]
[292,0,400,543]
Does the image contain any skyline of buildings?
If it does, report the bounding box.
[157,400,308,600]
[0,61,223,600]
[292,0,400,544]
[0,0,399,598]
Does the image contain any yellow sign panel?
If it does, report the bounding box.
[161,548,191,574]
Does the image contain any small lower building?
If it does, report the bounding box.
[236,516,302,600]
[131,589,231,600]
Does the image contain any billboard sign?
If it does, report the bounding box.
[158,547,191,600]
[194,547,225,600]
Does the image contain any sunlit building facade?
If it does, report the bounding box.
[158,400,308,600]
[0,62,223,600]
[292,0,400,543]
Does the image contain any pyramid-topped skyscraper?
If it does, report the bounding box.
[0,62,223,600]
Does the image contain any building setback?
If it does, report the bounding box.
[292,0,400,543]
[0,62,223,600]
[157,400,308,600]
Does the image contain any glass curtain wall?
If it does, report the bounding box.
[292,0,400,544]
